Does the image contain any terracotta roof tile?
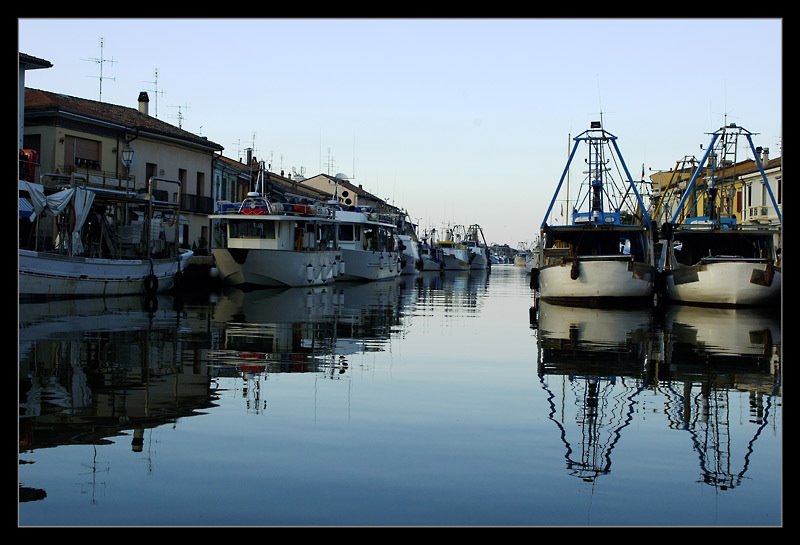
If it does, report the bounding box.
[25,87,223,151]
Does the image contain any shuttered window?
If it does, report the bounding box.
[64,136,101,169]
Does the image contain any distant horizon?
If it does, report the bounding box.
[18,18,782,246]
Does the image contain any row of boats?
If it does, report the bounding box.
[528,121,781,309]
[17,164,493,298]
[17,120,780,308]
[208,167,493,287]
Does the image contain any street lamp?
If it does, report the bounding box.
[121,145,134,185]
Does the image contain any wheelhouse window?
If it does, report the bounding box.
[338,224,357,241]
[229,220,276,239]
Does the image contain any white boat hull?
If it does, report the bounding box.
[538,257,654,305]
[419,256,443,271]
[468,249,490,270]
[18,249,189,298]
[212,248,341,287]
[336,249,401,281]
[440,249,471,271]
[664,260,781,307]
[398,235,421,275]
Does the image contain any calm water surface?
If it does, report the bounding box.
[18,266,782,527]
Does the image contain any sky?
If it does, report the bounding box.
[17,18,782,246]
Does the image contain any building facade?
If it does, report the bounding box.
[22,86,224,249]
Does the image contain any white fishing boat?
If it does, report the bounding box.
[19,175,192,300]
[525,237,540,274]
[208,168,342,288]
[514,242,529,267]
[656,124,782,307]
[464,224,491,271]
[395,210,422,274]
[330,205,402,281]
[418,228,444,271]
[437,225,471,271]
[530,121,656,307]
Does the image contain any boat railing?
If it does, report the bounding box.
[214,198,336,219]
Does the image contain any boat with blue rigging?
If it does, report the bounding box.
[655,123,781,307]
[530,121,656,306]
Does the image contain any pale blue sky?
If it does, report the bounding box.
[18,18,782,246]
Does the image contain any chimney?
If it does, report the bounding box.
[138,92,150,115]
[762,147,769,165]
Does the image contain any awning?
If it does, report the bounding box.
[19,198,33,220]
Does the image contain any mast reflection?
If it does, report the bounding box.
[534,301,652,483]
[656,305,781,491]
[532,300,781,490]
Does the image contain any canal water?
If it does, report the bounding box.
[18,266,782,527]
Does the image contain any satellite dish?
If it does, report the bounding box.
[334,173,349,181]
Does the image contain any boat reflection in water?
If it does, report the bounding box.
[656,304,781,491]
[207,279,407,407]
[532,300,781,491]
[534,301,653,483]
[18,295,215,503]
[413,269,490,315]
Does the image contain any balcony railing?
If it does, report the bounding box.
[181,193,214,214]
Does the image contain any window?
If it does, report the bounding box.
[777,177,781,204]
[230,220,276,239]
[179,168,187,187]
[64,136,101,170]
[197,172,205,197]
[338,224,355,241]
[146,163,157,187]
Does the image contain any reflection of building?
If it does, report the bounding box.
[19,297,215,455]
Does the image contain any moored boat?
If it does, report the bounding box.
[530,121,656,307]
[395,210,423,274]
[330,205,402,282]
[656,124,781,307]
[418,228,444,271]
[19,175,191,299]
[437,225,471,271]
[464,223,491,271]
[208,168,342,288]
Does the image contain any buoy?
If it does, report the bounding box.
[530,268,540,290]
[144,295,158,313]
[144,273,159,294]
[306,264,314,283]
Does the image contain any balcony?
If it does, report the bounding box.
[181,193,214,214]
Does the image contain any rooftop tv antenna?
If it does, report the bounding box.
[83,37,116,102]
[168,103,190,129]
[326,147,335,176]
[144,68,167,118]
